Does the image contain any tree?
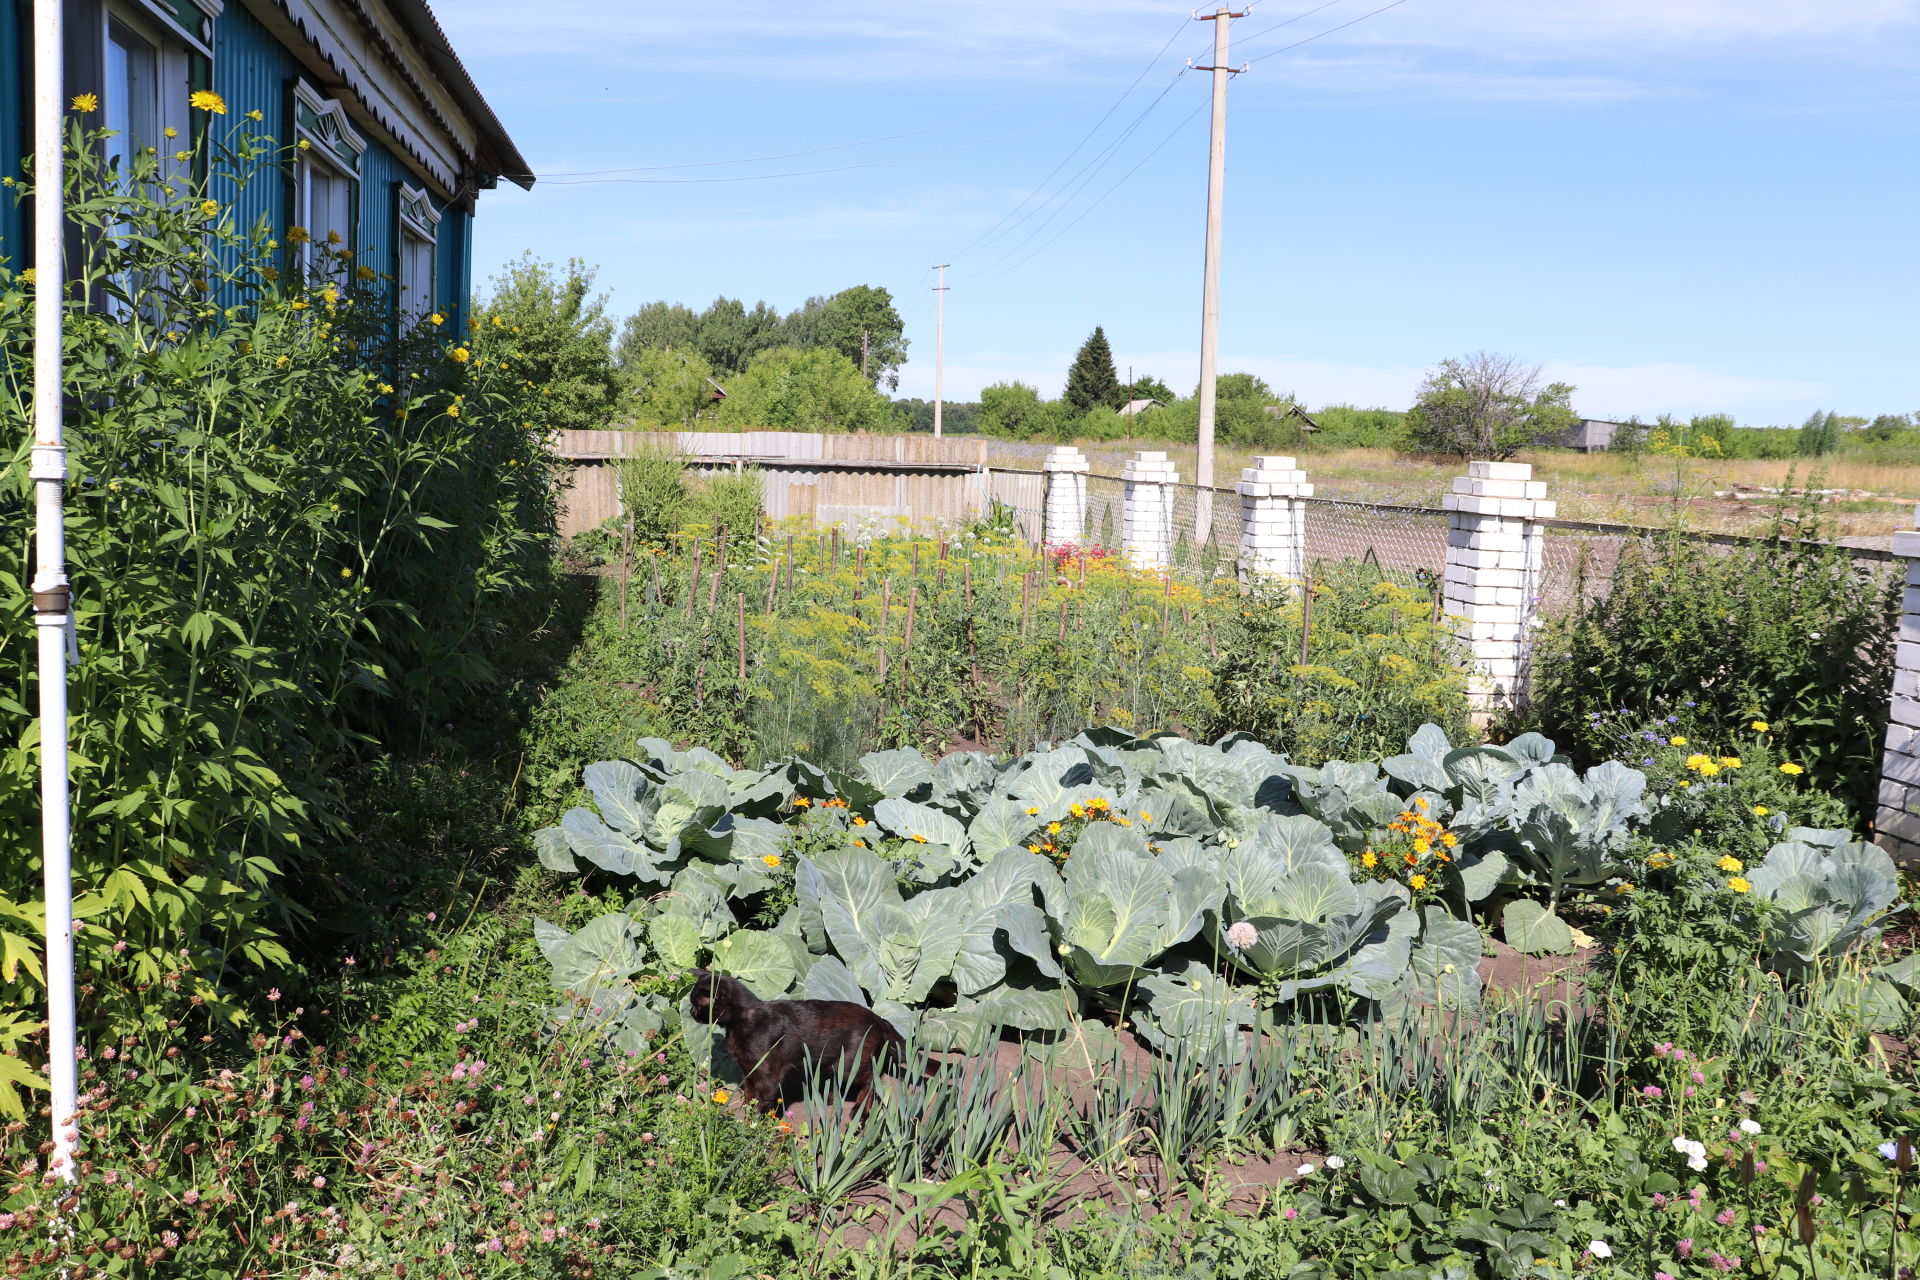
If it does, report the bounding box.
[696,297,785,375]
[1404,352,1576,458]
[1121,374,1175,406]
[1797,409,1843,457]
[471,252,620,433]
[713,346,890,433]
[978,381,1058,440]
[891,398,980,434]
[784,286,909,389]
[1063,326,1122,414]
[624,346,718,428]
[614,301,700,369]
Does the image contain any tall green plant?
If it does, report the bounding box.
[0,110,558,1067]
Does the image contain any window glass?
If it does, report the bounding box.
[400,229,435,320]
[298,156,356,278]
[105,20,159,173]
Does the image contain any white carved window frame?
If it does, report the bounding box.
[397,183,440,321]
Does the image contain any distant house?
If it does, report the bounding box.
[1117,398,1163,418]
[0,0,531,331]
[1548,419,1627,452]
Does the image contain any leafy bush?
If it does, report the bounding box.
[1528,510,1897,823]
[0,117,558,1057]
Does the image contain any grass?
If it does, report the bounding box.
[989,439,1920,542]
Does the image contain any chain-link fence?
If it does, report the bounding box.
[1165,483,1244,581]
[1301,497,1451,590]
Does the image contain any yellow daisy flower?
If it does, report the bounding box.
[190,90,227,115]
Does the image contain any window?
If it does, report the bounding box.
[397,185,440,321]
[102,4,201,176]
[291,81,366,279]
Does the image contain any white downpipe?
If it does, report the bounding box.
[31,0,78,1185]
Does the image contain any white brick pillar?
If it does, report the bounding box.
[1236,455,1312,585]
[1042,445,1090,550]
[1876,511,1920,864]
[1121,451,1178,572]
[1440,460,1554,720]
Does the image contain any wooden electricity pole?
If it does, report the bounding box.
[932,263,950,438]
[1193,6,1245,545]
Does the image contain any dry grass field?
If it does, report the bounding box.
[988,439,1920,546]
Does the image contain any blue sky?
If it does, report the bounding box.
[435,1,1920,425]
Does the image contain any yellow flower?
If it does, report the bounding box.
[1409,874,1428,890]
[761,854,781,869]
[1412,837,1431,854]
[1025,807,1039,816]
[190,90,227,115]
[297,138,310,150]
[245,109,264,122]
[446,405,459,418]
[1088,797,1109,811]
[429,312,445,326]
[911,834,927,844]
[70,93,99,114]
[1727,877,1751,894]
[1696,761,1720,777]
[1646,851,1675,869]
[450,346,471,363]
[163,127,178,139]
[1070,803,1086,819]
[793,797,811,808]
[1778,762,1803,776]
[1139,811,1151,823]
[1678,780,1690,788]
[1361,851,1378,869]
[1685,754,1712,771]
[1752,806,1769,817]
[1751,721,1770,732]
[356,265,377,281]
[1027,844,1041,854]
[173,149,191,162]
[1717,855,1743,872]
[287,225,310,244]
[1719,757,1741,769]
[1047,822,1061,835]
[852,815,866,827]
[321,284,339,305]
[1615,882,1633,894]
[289,299,308,311]
[377,382,394,394]
[712,1089,730,1104]
[1669,736,1688,746]
[1439,832,1458,848]
[199,199,219,217]
[17,268,33,285]
[852,838,865,848]
[339,567,353,580]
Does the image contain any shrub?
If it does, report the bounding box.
[1528,509,1897,823]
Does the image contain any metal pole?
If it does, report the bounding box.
[931,263,949,438]
[1193,7,1243,545]
[31,0,79,1186]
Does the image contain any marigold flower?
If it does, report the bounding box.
[792,796,811,808]
[1070,802,1085,819]
[1616,882,1633,894]
[761,854,780,868]
[190,90,227,114]
[1409,874,1428,890]
[1361,851,1378,868]
[1139,811,1151,822]
[1717,855,1743,872]
[1670,736,1688,746]
[852,815,866,827]
[852,838,865,848]
[1439,832,1458,847]
[1027,844,1041,854]
[1778,762,1803,776]
[711,1089,729,1104]
[70,93,99,113]
[1751,720,1769,732]
[911,833,927,844]
[1024,806,1039,816]
[1752,806,1768,817]
[1647,851,1675,869]
[1726,877,1751,894]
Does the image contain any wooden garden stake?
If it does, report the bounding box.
[1057,600,1067,641]
[912,543,921,575]
[1078,553,1087,587]
[648,552,662,606]
[1300,576,1314,666]
[736,592,747,682]
[620,519,633,630]
[707,567,723,612]
[1207,619,1218,660]
[685,541,703,619]
[963,561,972,611]
[831,526,841,567]
[903,585,917,672]
[764,569,777,616]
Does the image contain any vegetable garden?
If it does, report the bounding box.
[0,129,1914,1273]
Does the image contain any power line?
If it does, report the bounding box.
[946,14,1195,262]
[1246,0,1412,63]
[961,68,1193,276]
[969,97,1210,289]
[1230,0,1351,52]
[539,106,1098,185]
[536,89,1062,178]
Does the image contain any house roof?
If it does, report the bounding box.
[387,0,535,190]
[1117,398,1162,415]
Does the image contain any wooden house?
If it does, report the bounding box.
[0,0,530,329]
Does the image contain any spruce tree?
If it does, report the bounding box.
[1063,326,1122,414]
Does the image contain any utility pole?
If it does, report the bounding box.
[1193,6,1245,545]
[860,328,870,381]
[931,264,949,438]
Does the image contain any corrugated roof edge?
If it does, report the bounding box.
[389,0,535,190]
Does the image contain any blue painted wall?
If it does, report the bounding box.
[2,0,479,319]
[0,0,25,268]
